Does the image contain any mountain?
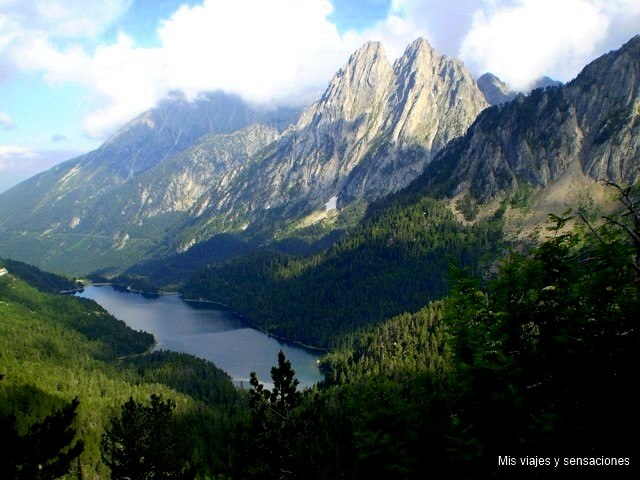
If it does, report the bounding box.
[162,38,488,253]
[477,72,517,105]
[477,73,563,106]
[196,39,487,229]
[185,35,640,349]
[0,93,300,275]
[0,38,487,276]
[421,35,640,203]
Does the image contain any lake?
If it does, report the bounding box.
[77,285,324,389]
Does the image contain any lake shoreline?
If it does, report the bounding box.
[77,285,325,388]
[182,296,328,354]
[78,282,328,354]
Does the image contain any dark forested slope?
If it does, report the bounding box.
[185,196,505,348]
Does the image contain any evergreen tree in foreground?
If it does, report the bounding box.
[247,350,303,479]
[0,371,83,479]
[100,394,193,479]
[442,192,640,474]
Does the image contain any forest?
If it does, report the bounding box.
[1,183,638,478]
[0,261,244,478]
[233,185,639,479]
[184,196,505,349]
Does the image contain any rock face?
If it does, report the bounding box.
[202,38,488,227]
[124,124,281,220]
[422,35,640,201]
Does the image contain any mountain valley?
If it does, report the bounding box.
[1,32,639,479]
[0,37,489,276]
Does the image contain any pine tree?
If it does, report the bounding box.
[0,386,83,479]
[100,394,193,480]
[247,351,302,479]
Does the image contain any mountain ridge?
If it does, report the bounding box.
[0,37,488,275]
[417,34,640,203]
[189,37,488,236]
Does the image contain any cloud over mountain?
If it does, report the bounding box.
[1,0,638,139]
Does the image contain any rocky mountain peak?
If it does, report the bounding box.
[316,41,393,122]
[397,37,436,65]
[346,40,388,69]
[187,36,490,236]
[385,37,488,149]
[477,72,516,105]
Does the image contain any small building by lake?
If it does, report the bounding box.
[0,267,8,277]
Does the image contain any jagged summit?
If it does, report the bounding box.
[397,37,437,63]
[316,41,393,122]
[384,37,487,150]
[345,40,387,66]
[203,37,488,224]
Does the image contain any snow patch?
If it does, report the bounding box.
[113,233,129,250]
[324,195,338,211]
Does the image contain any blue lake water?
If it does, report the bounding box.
[77,285,324,389]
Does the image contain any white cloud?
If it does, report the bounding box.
[348,0,640,91]
[157,0,347,103]
[0,111,14,129]
[459,0,640,90]
[0,0,131,39]
[2,0,639,141]
[0,145,80,192]
[0,14,18,51]
[0,144,38,160]
[383,0,477,57]
[2,0,355,138]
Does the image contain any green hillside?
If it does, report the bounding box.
[0,266,243,478]
[259,196,639,478]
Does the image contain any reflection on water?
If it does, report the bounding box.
[77,285,323,389]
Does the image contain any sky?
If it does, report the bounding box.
[1,0,639,192]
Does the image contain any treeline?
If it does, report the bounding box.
[185,196,505,348]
